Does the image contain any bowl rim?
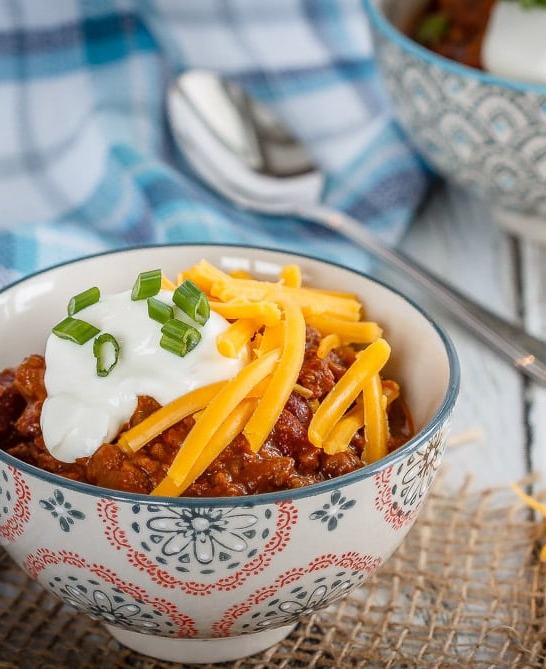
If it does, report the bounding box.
[363,0,546,95]
[0,242,460,507]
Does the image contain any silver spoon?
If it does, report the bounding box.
[167,69,546,386]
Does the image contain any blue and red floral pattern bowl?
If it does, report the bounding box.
[0,245,459,663]
[364,0,546,241]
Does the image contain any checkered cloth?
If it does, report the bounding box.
[0,0,431,288]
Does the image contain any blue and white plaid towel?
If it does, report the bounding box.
[0,0,430,288]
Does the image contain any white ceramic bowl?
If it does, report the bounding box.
[364,0,546,241]
[0,245,459,664]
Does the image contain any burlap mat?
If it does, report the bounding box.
[1,479,546,669]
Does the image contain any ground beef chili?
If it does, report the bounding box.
[406,0,497,70]
[0,328,413,497]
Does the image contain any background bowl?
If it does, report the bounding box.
[364,0,546,241]
[0,244,459,664]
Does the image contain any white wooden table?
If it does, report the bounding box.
[378,181,546,492]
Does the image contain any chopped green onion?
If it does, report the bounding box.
[131,269,162,301]
[52,317,100,345]
[67,287,100,315]
[93,333,120,377]
[415,13,449,46]
[173,279,210,325]
[147,296,174,324]
[160,318,201,357]
[518,0,546,8]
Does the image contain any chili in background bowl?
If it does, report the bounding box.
[0,244,459,664]
[364,0,546,243]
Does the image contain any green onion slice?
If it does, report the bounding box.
[52,317,100,345]
[131,269,162,301]
[519,0,546,8]
[415,13,449,46]
[67,287,100,315]
[160,318,201,357]
[93,333,120,377]
[173,279,210,325]
[147,296,174,324]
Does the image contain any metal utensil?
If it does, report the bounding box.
[167,69,546,385]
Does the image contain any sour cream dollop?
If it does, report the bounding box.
[41,289,246,463]
[482,2,546,83]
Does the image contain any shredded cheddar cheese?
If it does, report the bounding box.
[216,318,260,358]
[362,373,388,463]
[294,383,314,399]
[210,279,362,321]
[323,402,364,455]
[114,260,406,498]
[255,322,284,355]
[229,268,253,279]
[117,380,227,453]
[382,379,400,405]
[152,399,258,496]
[308,338,391,448]
[184,258,233,293]
[210,299,281,327]
[306,313,382,344]
[280,264,302,288]
[317,333,341,360]
[166,348,280,486]
[182,257,359,318]
[512,484,546,561]
[243,299,306,452]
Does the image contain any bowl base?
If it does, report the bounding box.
[493,208,546,245]
[105,623,297,664]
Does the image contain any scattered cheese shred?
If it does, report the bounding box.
[152,399,258,496]
[512,484,546,561]
[294,383,314,399]
[323,402,364,455]
[512,484,546,516]
[382,379,400,405]
[317,333,341,360]
[210,279,361,321]
[182,259,231,293]
[280,264,302,288]
[306,313,382,344]
[117,380,227,453]
[216,318,259,358]
[308,338,391,448]
[243,299,306,452]
[363,373,388,463]
[255,323,284,356]
[166,348,280,486]
[187,258,360,315]
[229,269,253,279]
[210,299,281,327]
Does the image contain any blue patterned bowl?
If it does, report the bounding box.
[364,0,546,240]
[0,244,459,663]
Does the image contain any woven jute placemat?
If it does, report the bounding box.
[1,480,546,669]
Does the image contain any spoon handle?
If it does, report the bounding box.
[299,203,546,386]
